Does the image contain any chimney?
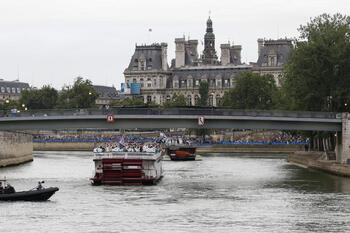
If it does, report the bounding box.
[220,44,230,65]
[230,45,242,65]
[188,40,198,59]
[175,38,185,68]
[257,38,264,57]
[161,43,168,71]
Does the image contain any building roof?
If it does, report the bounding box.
[256,39,293,67]
[0,80,30,94]
[93,85,120,98]
[125,44,167,72]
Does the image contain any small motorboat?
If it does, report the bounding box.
[0,179,59,201]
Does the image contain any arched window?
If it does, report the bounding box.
[147,96,152,103]
[140,78,144,88]
[216,94,221,106]
[187,95,192,106]
[194,95,199,105]
[209,94,213,106]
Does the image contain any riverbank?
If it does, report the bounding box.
[0,131,33,167]
[287,151,350,177]
[33,141,304,153]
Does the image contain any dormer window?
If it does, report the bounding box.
[140,61,145,70]
[268,55,277,66]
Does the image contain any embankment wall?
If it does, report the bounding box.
[287,151,350,177]
[34,142,94,151]
[0,131,33,167]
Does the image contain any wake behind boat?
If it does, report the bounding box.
[0,180,59,201]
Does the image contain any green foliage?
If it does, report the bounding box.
[163,94,187,108]
[198,81,209,106]
[0,100,19,111]
[110,97,145,107]
[56,77,98,109]
[220,71,278,109]
[282,13,350,112]
[20,85,58,109]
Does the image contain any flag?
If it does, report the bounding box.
[119,135,125,145]
[148,28,152,32]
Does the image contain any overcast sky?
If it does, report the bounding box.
[0,0,349,89]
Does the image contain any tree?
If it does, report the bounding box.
[20,85,58,109]
[281,13,350,151]
[198,81,209,106]
[220,71,278,109]
[110,97,145,107]
[163,94,187,108]
[282,13,350,112]
[57,77,98,109]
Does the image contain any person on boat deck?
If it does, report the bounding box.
[37,182,43,190]
[4,184,15,194]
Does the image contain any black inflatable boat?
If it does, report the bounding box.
[0,180,59,201]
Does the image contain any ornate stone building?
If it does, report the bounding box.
[252,38,293,86]
[123,17,292,106]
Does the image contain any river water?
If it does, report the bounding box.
[1,152,350,233]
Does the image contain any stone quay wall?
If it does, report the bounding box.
[287,151,350,177]
[34,142,94,151]
[0,131,33,167]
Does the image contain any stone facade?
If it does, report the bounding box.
[0,131,33,167]
[123,18,292,106]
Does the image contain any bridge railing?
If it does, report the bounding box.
[0,107,339,119]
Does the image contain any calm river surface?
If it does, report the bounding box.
[1,152,350,233]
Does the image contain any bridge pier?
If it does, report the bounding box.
[335,113,350,164]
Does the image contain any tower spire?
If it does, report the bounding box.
[202,16,218,65]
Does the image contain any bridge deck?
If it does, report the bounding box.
[0,108,342,131]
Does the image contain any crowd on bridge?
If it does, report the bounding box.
[33,130,308,145]
[231,131,307,144]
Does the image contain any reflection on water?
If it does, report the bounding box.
[1,151,350,233]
